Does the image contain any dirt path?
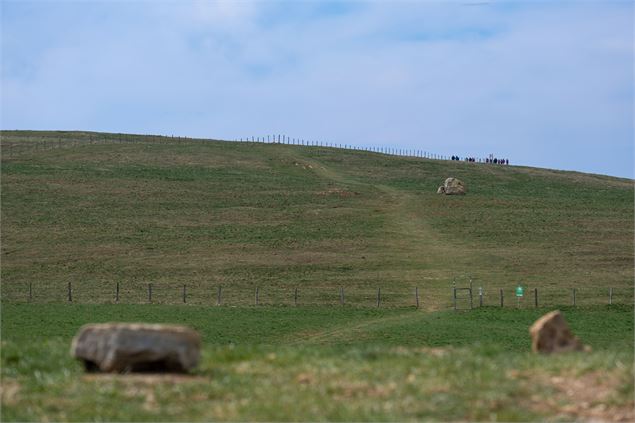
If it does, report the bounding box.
[285,310,417,346]
[287,149,446,250]
[295,150,465,279]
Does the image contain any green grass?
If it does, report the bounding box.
[1,131,633,308]
[1,131,633,421]
[2,303,632,351]
[1,304,633,421]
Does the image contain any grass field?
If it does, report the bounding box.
[1,131,633,421]
[1,304,633,421]
[1,130,633,308]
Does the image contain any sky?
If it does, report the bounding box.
[1,1,633,178]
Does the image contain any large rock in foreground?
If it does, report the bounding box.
[437,177,466,195]
[529,311,587,354]
[71,323,201,373]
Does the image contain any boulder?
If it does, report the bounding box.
[529,311,587,354]
[70,323,201,373]
[437,177,466,195]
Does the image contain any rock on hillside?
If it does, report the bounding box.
[529,311,588,354]
[71,323,201,373]
[437,177,466,195]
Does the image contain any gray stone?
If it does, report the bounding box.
[529,310,588,354]
[437,177,466,195]
[70,323,201,373]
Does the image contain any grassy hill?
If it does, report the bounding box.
[1,131,633,421]
[1,130,633,307]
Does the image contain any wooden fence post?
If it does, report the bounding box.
[183,284,187,303]
[415,287,420,309]
[68,282,72,302]
[609,287,613,305]
[217,286,222,306]
[499,289,504,307]
[478,287,483,307]
[255,287,259,306]
[376,288,381,307]
[294,287,298,306]
[148,283,152,303]
[534,288,538,308]
[453,287,457,311]
[115,282,119,303]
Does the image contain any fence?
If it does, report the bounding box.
[2,282,631,310]
[0,131,504,164]
[233,134,448,160]
[234,134,505,163]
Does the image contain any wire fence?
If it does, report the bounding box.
[2,281,631,310]
[0,131,508,164]
[234,134,509,164]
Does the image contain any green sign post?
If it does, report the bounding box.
[516,285,524,308]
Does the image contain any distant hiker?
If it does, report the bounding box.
[506,159,509,165]
[494,158,498,164]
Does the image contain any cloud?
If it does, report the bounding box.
[1,1,632,177]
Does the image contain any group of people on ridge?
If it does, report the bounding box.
[450,156,509,165]
[486,158,509,165]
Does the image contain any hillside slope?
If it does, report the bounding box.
[1,131,633,307]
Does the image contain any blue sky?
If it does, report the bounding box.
[1,1,633,178]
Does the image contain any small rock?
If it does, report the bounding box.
[437,177,466,195]
[529,310,587,354]
[70,323,201,373]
